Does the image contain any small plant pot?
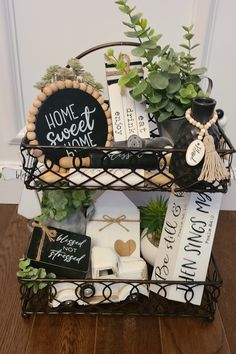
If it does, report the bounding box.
[140,229,159,266]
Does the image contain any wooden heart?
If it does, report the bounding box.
[114,239,136,256]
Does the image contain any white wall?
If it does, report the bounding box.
[0,0,235,208]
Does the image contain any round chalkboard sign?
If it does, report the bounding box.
[26,80,112,168]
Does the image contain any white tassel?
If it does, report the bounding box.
[198,134,229,183]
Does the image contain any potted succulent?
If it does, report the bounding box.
[106,0,210,144]
[35,189,96,234]
[140,196,168,266]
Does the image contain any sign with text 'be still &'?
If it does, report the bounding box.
[150,191,222,305]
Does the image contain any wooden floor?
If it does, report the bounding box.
[0,205,235,354]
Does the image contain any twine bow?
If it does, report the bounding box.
[91,214,140,232]
[32,222,57,261]
[99,215,129,232]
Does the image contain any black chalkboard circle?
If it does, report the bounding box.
[26,80,112,167]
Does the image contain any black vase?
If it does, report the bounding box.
[169,97,220,188]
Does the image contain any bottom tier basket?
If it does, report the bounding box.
[18,254,221,321]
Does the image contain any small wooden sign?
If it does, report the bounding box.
[26,81,112,166]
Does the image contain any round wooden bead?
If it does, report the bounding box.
[27,131,36,140]
[108,125,113,133]
[37,92,47,101]
[27,115,36,123]
[29,139,38,145]
[57,81,66,89]
[30,148,42,157]
[50,83,59,92]
[105,140,111,147]
[107,133,113,141]
[65,79,73,88]
[29,106,38,115]
[105,109,111,119]
[92,90,100,99]
[101,102,109,111]
[86,85,94,94]
[43,86,53,96]
[107,118,112,126]
[79,82,87,91]
[45,160,60,172]
[33,99,42,108]
[27,123,35,132]
[59,167,67,174]
[72,81,80,89]
[38,154,45,163]
[97,96,104,104]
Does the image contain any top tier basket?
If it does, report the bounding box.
[20,42,235,193]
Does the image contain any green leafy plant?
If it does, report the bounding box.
[140,196,168,246]
[107,0,207,122]
[17,258,56,294]
[36,189,96,223]
[34,58,103,91]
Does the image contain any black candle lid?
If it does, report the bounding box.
[191,97,216,123]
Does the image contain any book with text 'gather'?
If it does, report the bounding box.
[150,192,222,305]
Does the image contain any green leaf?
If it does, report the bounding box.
[149,72,169,90]
[184,33,194,41]
[151,34,162,42]
[130,90,142,101]
[118,74,131,86]
[38,268,47,279]
[179,44,190,50]
[131,46,145,57]
[33,283,39,294]
[124,31,139,38]
[140,18,147,29]
[132,79,148,96]
[159,59,170,71]
[148,93,162,104]
[142,40,157,49]
[19,258,31,270]
[166,102,176,112]
[119,5,130,14]
[115,0,126,5]
[122,21,135,29]
[116,60,127,72]
[167,76,181,94]
[168,64,180,74]
[174,105,185,117]
[106,48,114,57]
[38,282,47,290]
[131,12,142,24]
[191,67,207,75]
[158,111,172,122]
[146,104,159,113]
[180,97,191,104]
[191,43,199,50]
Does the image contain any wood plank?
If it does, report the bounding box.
[0,207,35,354]
[159,308,230,354]
[213,210,236,354]
[25,315,97,354]
[95,316,162,354]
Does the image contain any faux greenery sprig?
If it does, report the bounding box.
[34,58,103,91]
[108,0,207,122]
[140,196,168,243]
[17,258,56,294]
[36,189,96,223]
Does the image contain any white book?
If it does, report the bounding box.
[121,89,138,139]
[134,100,150,139]
[107,83,126,142]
